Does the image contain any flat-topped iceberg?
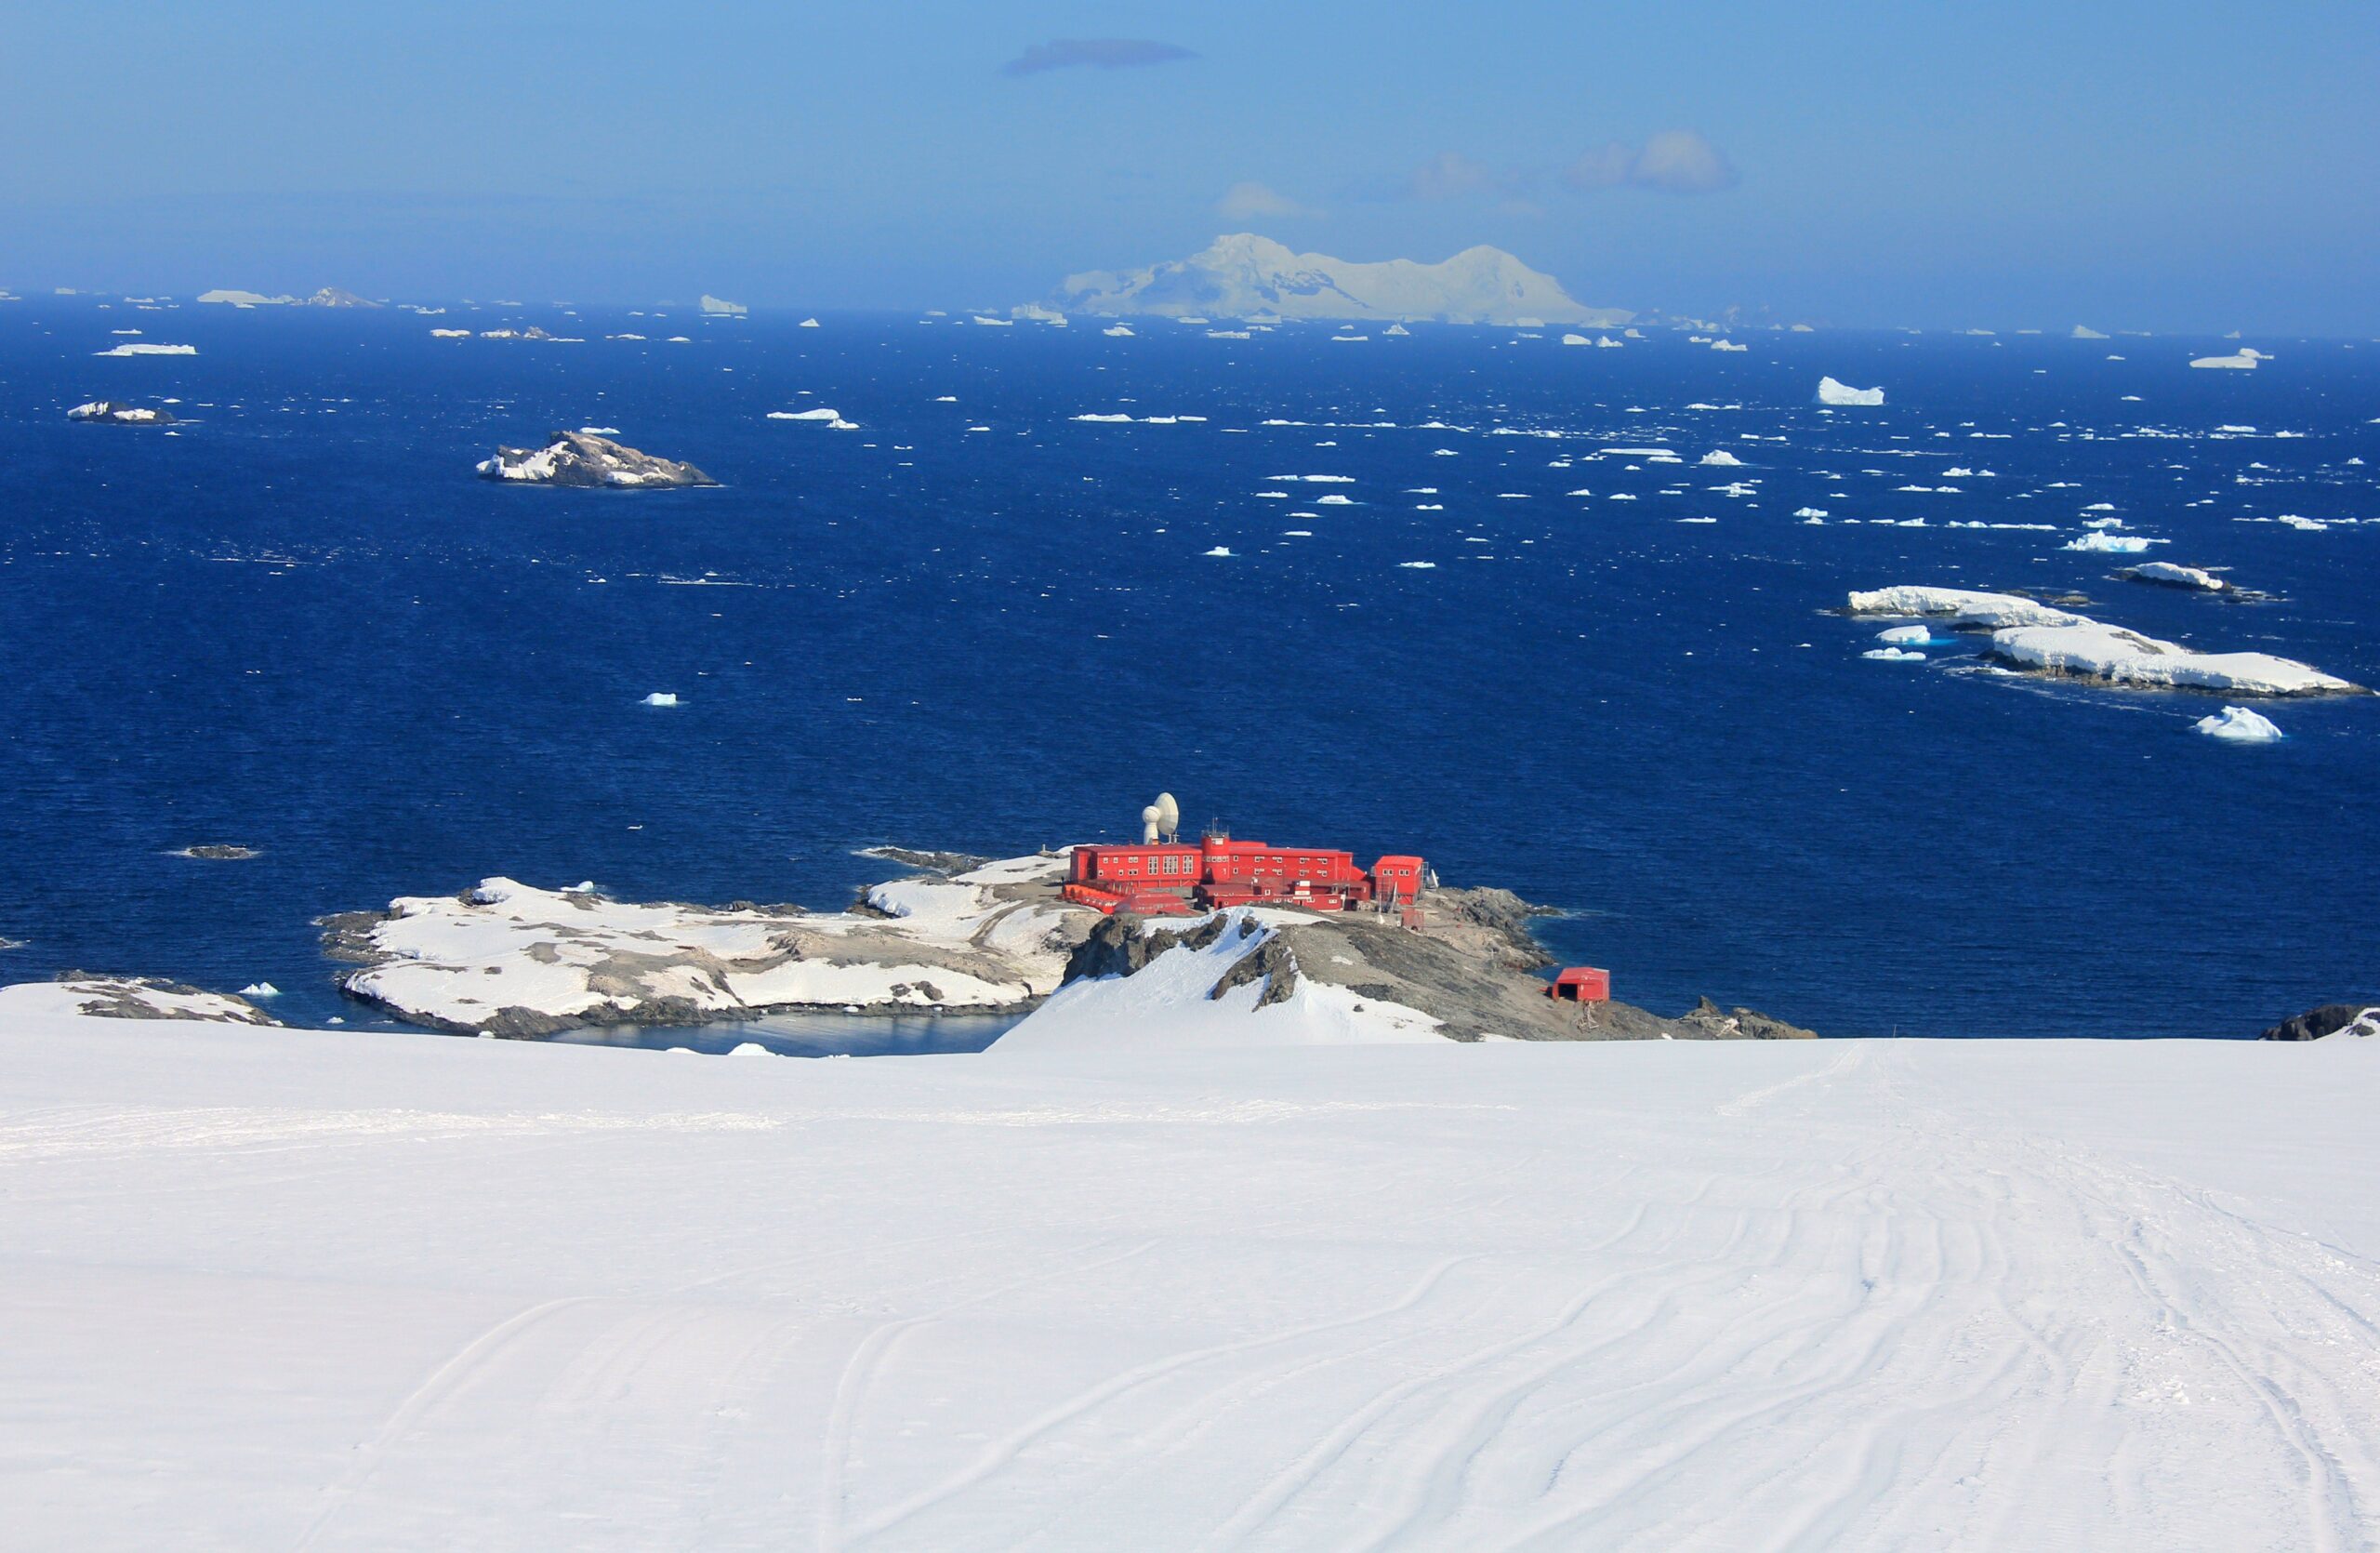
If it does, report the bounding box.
[94,342,195,357]
[2190,348,2265,370]
[1817,376,1884,406]
[2065,531,2159,553]
[477,431,717,489]
[1845,586,2084,630]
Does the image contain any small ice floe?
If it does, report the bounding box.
[1398,561,1437,569]
[1875,626,1931,645]
[2189,348,2265,369]
[1383,323,1410,336]
[578,425,621,435]
[171,844,260,860]
[1561,333,1591,346]
[1203,546,1235,557]
[2072,325,2109,339]
[95,342,196,357]
[2064,531,2159,553]
[1316,493,1354,505]
[1817,376,1884,406]
[1711,338,1748,352]
[799,317,820,327]
[1103,325,1135,337]
[2195,706,2282,743]
[971,315,1012,326]
[1073,413,1133,423]
[1795,506,1830,519]
[642,692,679,707]
[430,328,471,338]
[239,982,281,998]
[1863,647,1925,662]
[1699,449,1744,467]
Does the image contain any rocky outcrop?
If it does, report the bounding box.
[1051,888,1820,1043]
[0,974,283,1026]
[477,431,718,489]
[172,843,258,860]
[68,401,176,426]
[2259,1004,2380,1042]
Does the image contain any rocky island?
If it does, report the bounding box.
[322,850,1817,1044]
[476,430,718,489]
[68,401,176,427]
[0,975,281,1026]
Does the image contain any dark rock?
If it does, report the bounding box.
[2259,1003,2380,1042]
[175,843,258,860]
[1209,936,1299,1007]
[1063,912,1228,983]
[859,846,996,875]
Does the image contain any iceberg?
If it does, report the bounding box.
[1059,233,1630,326]
[1699,449,1744,467]
[1862,647,1925,662]
[196,288,293,306]
[1992,620,2356,697]
[2071,325,2109,339]
[698,295,747,316]
[2190,349,2265,370]
[641,692,679,707]
[798,316,820,327]
[1845,587,2089,630]
[94,342,195,357]
[68,401,173,426]
[1562,333,1591,346]
[1102,325,1135,337]
[1875,626,1930,645]
[2064,531,2159,553]
[2195,706,2282,743]
[1816,376,1884,406]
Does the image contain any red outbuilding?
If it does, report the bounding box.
[1549,966,1611,1002]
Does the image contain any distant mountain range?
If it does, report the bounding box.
[1059,233,1631,326]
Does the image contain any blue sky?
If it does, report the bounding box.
[6,1,2373,332]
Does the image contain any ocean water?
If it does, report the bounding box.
[2,303,2373,1039]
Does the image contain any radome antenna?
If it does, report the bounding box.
[1156,792,1180,843]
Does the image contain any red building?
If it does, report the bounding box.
[1064,833,1426,917]
[1549,966,1611,1002]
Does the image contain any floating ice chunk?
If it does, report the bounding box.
[1845,587,2084,629]
[1711,339,1748,352]
[578,425,621,435]
[1203,546,1235,557]
[95,342,196,356]
[1316,494,1354,505]
[239,982,282,998]
[799,316,820,327]
[1794,507,1830,519]
[1102,325,1135,337]
[1699,449,1744,467]
[2194,706,2282,743]
[1561,333,1591,346]
[1863,647,1925,662]
[769,407,846,423]
[2189,349,2264,369]
[1876,626,1930,645]
[1073,413,1133,423]
[642,693,679,707]
[2064,531,2159,553]
[1398,561,1436,569]
[1817,376,1884,406]
[430,327,471,338]
[2071,325,2109,339]
[1383,323,1410,336]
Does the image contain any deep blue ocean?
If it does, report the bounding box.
[2,301,2373,1040]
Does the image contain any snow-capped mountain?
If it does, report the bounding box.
[1059,233,1632,325]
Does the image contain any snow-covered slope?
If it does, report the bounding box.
[1060,234,1632,325]
[2,1014,2376,1549]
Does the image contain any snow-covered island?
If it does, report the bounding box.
[1845,586,2361,697]
[1058,233,1633,326]
[476,430,718,489]
[67,400,176,426]
[321,851,1815,1043]
[0,974,281,1026]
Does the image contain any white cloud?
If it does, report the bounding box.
[1216,181,1318,220]
[1405,151,1513,201]
[1562,131,1737,194]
